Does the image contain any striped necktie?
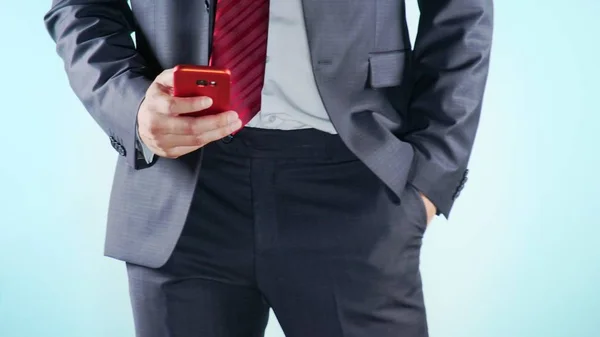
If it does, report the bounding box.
[210,0,270,126]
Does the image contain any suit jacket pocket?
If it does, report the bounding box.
[368,49,411,89]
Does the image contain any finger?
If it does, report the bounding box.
[153,145,202,159]
[149,110,239,135]
[154,68,175,87]
[147,134,206,149]
[148,94,213,116]
[167,146,204,159]
[194,119,243,145]
[186,110,240,133]
[172,96,214,115]
[146,123,242,159]
[148,115,196,135]
[144,111,238,136]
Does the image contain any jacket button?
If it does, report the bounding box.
[116,144,126,156]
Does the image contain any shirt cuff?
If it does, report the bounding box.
[135,123,155,164]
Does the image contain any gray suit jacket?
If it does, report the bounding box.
[44,0,493,268]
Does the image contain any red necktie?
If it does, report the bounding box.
[210,0,270,126]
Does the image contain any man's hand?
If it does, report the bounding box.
[419,193,437,225]
[137,68,242,159]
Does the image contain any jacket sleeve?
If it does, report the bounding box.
[405,0,494,217]
[44,0,155,169]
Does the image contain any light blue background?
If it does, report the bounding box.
[1,1,599,336]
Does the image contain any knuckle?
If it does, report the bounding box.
[152,137,164,149]
[165,97,177,115]
[147,117,162,135]
[182,121,194,135]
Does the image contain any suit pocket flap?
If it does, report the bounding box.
[368,50,410,88]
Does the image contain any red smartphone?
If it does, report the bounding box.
[172,64,231,116]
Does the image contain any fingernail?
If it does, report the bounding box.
[204,97,213,106]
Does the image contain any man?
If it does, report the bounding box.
[44,0,493,336]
